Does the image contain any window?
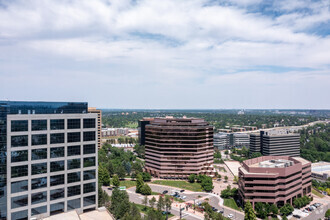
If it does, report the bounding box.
[83,131,95,142]
[84,157,95,167]
[31,163,47,175]
[11,180,28,193]
[31,206,47,216]
[83,144,96,155]
[11,150,28,163]
[11,120,28,132]
[11,135,28,147]
[68,132,81,143]
[68,172,81,183]
[11,210,28,220]
[50,147,64,158]
[31,177,47,190]
[11,195,28,208]
[50,202,64,216]
[84,182,96,194]
[67,198,81,210]
[68,159,81,170]
[83,118,95,128]
[50,174,64,186]
[11,165,28,178]
[50,133,64,144]
[50,188,64,201]
[84,195,96,207]
[83,170,96,181]
[31,148,47,160]
[50,119,64,130]
[31,191,47,205]
[67,185,81,197]
[68,119,81,129]
[50,161,65,172]
[32,134,47,146]
[67,145,81,156]
[32,120,47,131]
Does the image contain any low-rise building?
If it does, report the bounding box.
[311,162,330,182]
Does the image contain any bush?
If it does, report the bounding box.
[280,203,294,216]
[325,209,330,218]
[140,184,152,195]
[221,185,237,199]
[188,174,196,183]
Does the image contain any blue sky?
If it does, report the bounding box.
[0,0,329,109]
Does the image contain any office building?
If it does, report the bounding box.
[138,118,154,146]
[232,133,249,148]
[0,101,98,220]
[87,107,102,149]
[249,133,261,155]
[214,133,249,150]
[238,156,311,208]
[214,133,229,150]
[311,162,330,182]
[144,117,215,178]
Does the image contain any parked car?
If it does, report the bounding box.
[227,214,233,218]
[293,214,301,219]
[180,196,186,199]
[108,187,112,190]
[303,209,308,213]
[212,207,218,212]
[217,210,224,214]
[162,190,168,194]
[162,211,171,215]
[180,190,185,192]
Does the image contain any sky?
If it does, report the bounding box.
[0,0,329,109]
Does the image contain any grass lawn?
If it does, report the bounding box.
[151,191,160,195]
[135,204,174,217]
[120,180,136,188]
[152,180,203,192]
[312,188,325,198]
[224,198,241,211]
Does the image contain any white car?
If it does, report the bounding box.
[180,196,186,199]
[227,214,233,218]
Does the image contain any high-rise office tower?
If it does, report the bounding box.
[88,107,102,149]
[0,101,98,220]
[249,133,261,155]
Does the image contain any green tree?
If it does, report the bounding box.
[141,184,152,195]
[112,174,120,187]
[136,173,144,193]
[149,197,156,209]
[269,204,278,216]
[116,165,126,179]
[244,200,257,220]
[255,202,267,219]
[250,152,262,159]
[224,176,228,182]
[130,203,141,220]
[188,174,196,183]
[98,184,110,208]
[142,196,148,211]
[165,196,172,213]
[201,176,213,192]
[326,209,330,218]
[98,165,110,186]
[110,188,130,218]
[106,161,115,177]
[141,172,152,182]
[157,196,165,212]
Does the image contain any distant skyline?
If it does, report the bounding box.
[0,0,329,109]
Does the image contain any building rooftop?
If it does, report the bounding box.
[251,159,294,168]
[311,161,330,175]
[43,208,113,220]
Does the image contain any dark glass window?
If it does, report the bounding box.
[11,180,28,193]
[50,119,64,130]
[84,182,96,194]
[31,191,47,205]
[50,202,64,216]
[11,120,28,132]
[68,119,81,129]
[11,195,28,208]
[68,159,81,170]
[11,135,28,147]
[68,132,80,143]
[50,147,64,158]
[84,157,95,167]
[83,118,95,128]
[50,174,64,186]
[84,195,96,207]
[32,134,47,146]
[83,170,96,181]
[31,163,47,175]
[11,165,28,178]
[83,131,95,142]
[67,198,81,210]
[50,161,65,172]
[50,133,64,144]
[68,172,81,183]
[11,210,28,220]
[83,144,96,154]
[31,205,47,216]
[67,145,81,156]
[50,188,64,201]
[31,148,47,160]
[67,185,81,197]
[11,150,28,163]
[31,177,47,190]
[32,120,47,131]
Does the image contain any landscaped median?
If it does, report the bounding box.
[151,180,203,192]
[223,198,241,211]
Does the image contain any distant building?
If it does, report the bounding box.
[311,162,330,182]
[214,133,229,150]
[238,156,311,208]
[232,133,249,148]
[249,133,261,155]
[101,128,131,137]
[243,126,257,131]
[214,133,249,150]
[88,107,102,148]
[144,117,215,178]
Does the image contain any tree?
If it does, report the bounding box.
[282,216,288,220]
[113,174,120,187]
[280,203,294,216]
[141,172,152,182]
[201,176,213,192]
[98,165,110,186]
[142,196,148,211]
[130,203,141,220]
[326,209,330,218]
[224,176,228,182]
[106,161,115,177]
[269,204,278,216]
[98,184,110,208]
[255,202,268,219]
[136,173,144,193]
[132,162,143,178]
[116,165,126,179]
[250,152,262,159]
[233,176,238,184]
[110,188,130,219]
[165,196,172,212]
[225,150,229,155]
[188,174,196,183]
[244,200,257,220]
[123,161,132,176]
[149,197,156,209]
[141,184,152,195]
[157,196,165,212]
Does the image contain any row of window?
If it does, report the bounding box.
[11,195,96,217]
[11,170,96,193]
[11,132,96,147]
[11,157,96,178]
[11,119,96,132]
[11,145,96,162]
